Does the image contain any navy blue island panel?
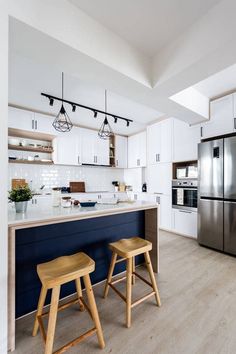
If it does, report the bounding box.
[15,210,145,318]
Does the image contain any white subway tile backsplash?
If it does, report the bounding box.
[9,164,124,192]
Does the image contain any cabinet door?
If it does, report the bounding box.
[34,113,55,135]
[128,135,138,168]
[139,131,146,167]
[80,128,96,164]
[172,209,197,238]
[173,119,201,161]
[96,137,110,166]
[53,127,81,165]
[8,106,34,131]
[115,135,128,168]
[147,123,161,165]
[160,119,173,163]
[147,163,172,195]
[202,94,233,139]
[148,194,172,230]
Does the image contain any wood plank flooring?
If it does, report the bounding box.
[14,231,236,354]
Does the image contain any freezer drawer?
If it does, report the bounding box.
[198,199,223,250]
[224,201,236,255]
[198,139,223,198]
[224,136,236,199]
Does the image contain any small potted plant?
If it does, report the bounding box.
[9,186,33,213]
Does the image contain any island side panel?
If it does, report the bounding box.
[15,211,145,318]
[145,207,159,273]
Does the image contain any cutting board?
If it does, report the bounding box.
[69,181,85,193]
[12,179,27,189]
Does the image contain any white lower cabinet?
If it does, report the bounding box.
[172,208,197,238]
[148,194,172,230]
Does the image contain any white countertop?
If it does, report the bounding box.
[8,200,158,228]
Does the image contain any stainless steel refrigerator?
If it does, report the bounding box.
[198,136,236,255]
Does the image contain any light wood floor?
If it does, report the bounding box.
[14,231,236,354]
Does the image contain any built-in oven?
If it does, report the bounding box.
[172,179,198,211]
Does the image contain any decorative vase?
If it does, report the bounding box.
[15,201,28,213]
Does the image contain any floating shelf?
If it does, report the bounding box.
[9,159,54,165]
[8,144,54,153]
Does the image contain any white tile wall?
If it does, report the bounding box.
[8,164,124,192]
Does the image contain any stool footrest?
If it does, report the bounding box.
[109,283,126,302]
[40,297,80,318]
[53,327,97,354]
[110,275,127,285]
[131,291,155,308]
[133,271,153,287]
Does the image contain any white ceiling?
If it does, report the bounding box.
[9,53,163,135]
[194,63,236,99]
[69,0,220,56]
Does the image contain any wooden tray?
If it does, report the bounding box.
[69,182,85,193]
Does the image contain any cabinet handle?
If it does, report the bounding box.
[96,156,98,163]
[137,159,140,166]
[179,210,192,214]
[116,160,118,167]
[78,156,80,164]
[154,192,163,195]
[94,156,96,163]
[35,120,37,130]
[158,154,160,162]
[32,120,34,130]
[155,154,158,162]
[200,127,203,138]
[234,118,236,130]
[156,196,160,203]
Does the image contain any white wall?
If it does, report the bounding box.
[8,164,124,192]
[0,1,8,352]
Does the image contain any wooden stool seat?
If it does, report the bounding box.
[104,236,161,328]
[37,252,95,288]
[109,237,152,258]
[33,252,105,354]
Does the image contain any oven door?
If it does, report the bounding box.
[172,187,198,211]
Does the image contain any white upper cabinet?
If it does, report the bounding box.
[53,127,81,165]
[201,94,234,139]
[147,119,173,165]
[8,106,55,135]
[8,106,35,131]
[147,163,172,195]
[128,131,146,168]
[173,119,201,162]
[80,128,109,166]
[34,112,55,135]
[115,135,128,168]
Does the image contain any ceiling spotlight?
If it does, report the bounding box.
[127,121,130,127]
[114,116,118,123]
[94,111,98,118]
[72,104,76,112]
[49,97,54,106]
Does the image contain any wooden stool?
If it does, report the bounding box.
[104,237,161,328]
[32,252,105,354]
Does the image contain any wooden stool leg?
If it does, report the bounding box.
[83,274,105,349]
[126,258,132,328]
[45,285,60,354]
[75,278,85,311]
[132,257,135,285]
[104,252,117,298]
[32,286,47,336]
[144,252,161,307]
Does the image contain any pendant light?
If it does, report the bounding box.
[52,72,73,133]
[98,90,114,139]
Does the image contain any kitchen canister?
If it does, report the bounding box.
[52,188,61,207]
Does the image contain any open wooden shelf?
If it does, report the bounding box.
[8,144,54,153]
[9,159,54,165]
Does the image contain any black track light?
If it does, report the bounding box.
[127,121,130,127]
[94,111,98,118]
[72,104,76,112]
[49,97,54,106]
[114,116,118,123]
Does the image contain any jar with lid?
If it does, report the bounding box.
[52,188,61,207]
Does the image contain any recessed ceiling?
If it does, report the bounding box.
[9,53,163,135]
[69,0,220,56]
[194,63,236,99]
